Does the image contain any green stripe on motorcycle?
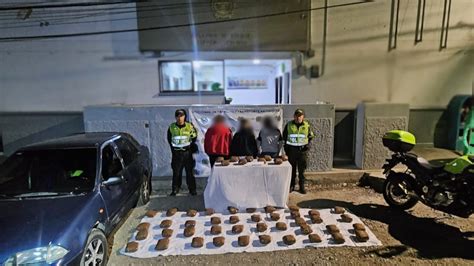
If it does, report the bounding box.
[444,156,473,174]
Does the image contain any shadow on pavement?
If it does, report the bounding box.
[297,199,474,260]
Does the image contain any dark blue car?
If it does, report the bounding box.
[0,132,152,265]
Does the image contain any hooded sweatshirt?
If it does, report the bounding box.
[230,128,258,157]
[204,123,233,156]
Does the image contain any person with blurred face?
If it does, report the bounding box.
[204,115,233,167]
[283,109,315,194]
[230,118,258,157]
[167,109,198,196]
[257,116,283,158]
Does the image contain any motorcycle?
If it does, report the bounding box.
[381,130,473,218]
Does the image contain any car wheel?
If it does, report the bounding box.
[80,229,108,266]
[137,175,151,206]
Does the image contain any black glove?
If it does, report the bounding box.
[190,142,199,154]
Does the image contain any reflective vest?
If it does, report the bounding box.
[286,121,313,146]
[169,122,196,148]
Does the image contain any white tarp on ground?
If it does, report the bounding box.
[189,106,283,177]
[120,208,382,258]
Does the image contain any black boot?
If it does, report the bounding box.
[170,188,180,196]
[189,190,197,196]
[299,181,306,194]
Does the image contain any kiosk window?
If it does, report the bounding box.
[160,61,224,93]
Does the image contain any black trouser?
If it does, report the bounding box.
[260,151,279,158]
[208,154,228,168]
[285,145,308,189]
[171,149,196,193]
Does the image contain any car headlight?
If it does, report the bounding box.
[4,244,69,265]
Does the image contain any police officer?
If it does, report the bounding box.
[167,109,198,196]
[283,109,315,194]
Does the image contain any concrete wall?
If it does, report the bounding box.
[1,1,472,112]
[84,104,334,176]
[355,103,410,169]
[297,0,473,108]
[0,112,84,155]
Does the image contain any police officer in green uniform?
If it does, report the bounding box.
[283,109,315,194]
[167,109,198,196]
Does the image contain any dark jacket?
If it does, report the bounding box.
[230,128,258,157]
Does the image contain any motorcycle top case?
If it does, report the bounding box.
[382,130,416,153]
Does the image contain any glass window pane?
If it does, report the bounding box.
[160,62,192,91]
[193,61,224,92]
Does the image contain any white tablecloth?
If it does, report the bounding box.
[204,161,292,213]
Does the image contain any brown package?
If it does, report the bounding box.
[232,224,244,234]
[166,207,178,217]
[229,215,240,224]
[300,225,313,235]
[187,209,197,217]
[340,214,353,223]
[160,219,172,228]
[281,155,288,161]
[221,160,230,166]
[184,226,195,237]
[125,241,139,253]
[211,217,221,225]
[308,209,320,216]
[326,224,340,234]
[353,223,365,231]
[230,156,239,162]
[136,229,148,240]
[259,235,271,245]
[334,206,345,214]
[191,237,204,248]
[290,210,301,218]
[155,238,170,251]
[205,208,215,216]
[256,222,268,232]
[136,222,150,231]
[251,214,261,222]
[264,155,272,161]
[185,220,196,227]
[246,208,257,213]
[216,156,225,163]
[213,236,225,247]
[295,217,306,227]
[274,158,283,165]
[238,235,250,246]
[270,213,280,221]
[238,158,247,165]
[355,229,369,242]
[310,215,323,224]
[257,157,266,163]
[308,233,322,243]
[289,205,300,212]
[245,156,254,162]
[332,232,345,244]
[162,229,173,238]
[264,206,276,213]
[283,235,296,245]
[211,225,222,235]
[276,222,287,231]
[145,210,158,218]
[227,206,239,214]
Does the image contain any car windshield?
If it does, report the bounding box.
[0,148,97,197]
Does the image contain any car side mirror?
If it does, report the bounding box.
[102,176,123,187]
